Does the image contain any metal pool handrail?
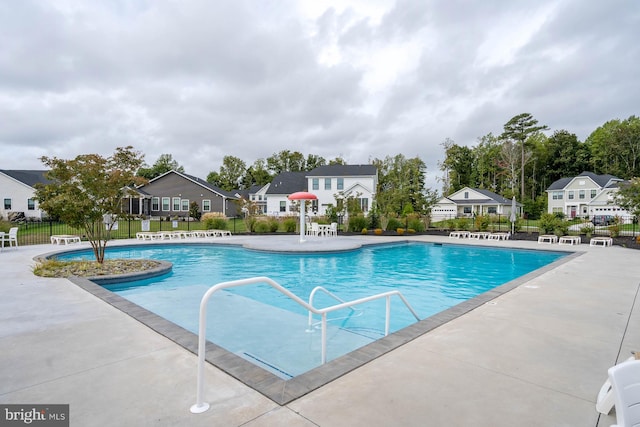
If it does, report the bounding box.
[190,276,420,414]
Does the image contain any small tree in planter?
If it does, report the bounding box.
[35,147,146,263]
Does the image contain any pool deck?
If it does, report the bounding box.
[1,234,639,426]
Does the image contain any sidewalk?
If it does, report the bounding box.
[1,236,639,426]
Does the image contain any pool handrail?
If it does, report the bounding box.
[307,285,359,331]
[190,276,421,414]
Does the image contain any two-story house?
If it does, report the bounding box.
[0,170,50,220]
[263,165,378,217]
[546,171,627,218]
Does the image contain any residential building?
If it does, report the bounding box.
[0,170,50,220]
[546,171,627,218]
[431,187,520,222]
[263,165,378,217]
[135,170,240,219]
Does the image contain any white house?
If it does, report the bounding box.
[546,171,628,219]
[0,170,50,220]
[263,165,378,217]
[431,187,520,222]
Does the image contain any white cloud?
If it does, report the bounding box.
[0,0,638,193]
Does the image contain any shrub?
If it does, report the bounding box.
[475,215,490,231]
[244,217,257,232]
[348,215,368,232]
[361,228,368,234]
[455,218,469,230]
[396,228,405,235]
[386,217,403,231]
[254,221,271,233]
[283,218,297,232]
[268,218,280,232]
[374,228,383,235]
[203,213,228,230]
[407,217,425,232]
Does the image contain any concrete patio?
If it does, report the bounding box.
[1,234,639,426]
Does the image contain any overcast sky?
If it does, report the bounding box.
[1,0,638,192]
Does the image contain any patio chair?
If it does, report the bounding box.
[328,222,338,237]
[608,359,640,426]
[1,227,18,249]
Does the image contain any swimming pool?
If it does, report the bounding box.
[59,242,567,379]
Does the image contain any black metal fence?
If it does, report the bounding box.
[4,217,245,247]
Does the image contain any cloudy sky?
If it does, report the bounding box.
[1,0,638,191]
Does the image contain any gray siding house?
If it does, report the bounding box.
[137,170,240,218]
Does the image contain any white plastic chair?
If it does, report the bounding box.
[608,359,640,426]
[2,227,18,249]
[329,222,338,237]
[309,222,319,237]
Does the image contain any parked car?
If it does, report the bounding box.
[591,215,616,226]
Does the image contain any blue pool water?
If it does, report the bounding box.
[59,242,565,378]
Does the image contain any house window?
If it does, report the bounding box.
[568,191,574,200]
[3,198,11,210]
[324,178,331,190]
[312,178,319,190]
[591,189,597,198]
[358,198,369,212]
[552,207,563,214]
[152,197,160,211]
[579,190,585,200]
[280,201,286,212]
[488,207,497,214]
[464,192,469,199]
[181,199,189,211]
[463,207,472,214]
[552,191,563,200]
[202,200,211,212]
[162,197,170,211]
[337,178,344,190]
[172,197,180,211]
[27,199,35,210]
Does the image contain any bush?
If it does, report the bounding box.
[361,228,368,235]
[348,215,368,232]
[407,217,425,232]
[474,215,490,231]
[374,228,383,235]
[283,218,297,232]
[386,217,403,231]
[203,213,228,230]
[539,213,568,236]
[268,218,280,232]
[244,217,257,232]
[254,221,271,233]
[396,228,405,235]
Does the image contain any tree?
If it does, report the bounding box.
[207,155,246,191]
[241,158,272,188]
[537,130,590,190]
[616,178,640,218]
[373,154,433,216]
[586,116,640,178]
[35,146,146,263]
[137,154,184,179]
[500,113,548,199]
[438,138,474,194]
[266,150,306,174]
[305,154,326,170]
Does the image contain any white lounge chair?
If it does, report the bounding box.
[607,359,640,426]
[1,227,18,249]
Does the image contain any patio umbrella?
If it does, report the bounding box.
[288,191,318,243]
[510,196,517,234]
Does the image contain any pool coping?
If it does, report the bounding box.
[62,241,582,405]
